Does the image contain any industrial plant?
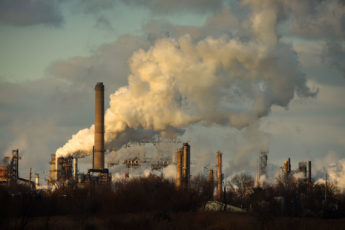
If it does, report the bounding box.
[0,82,317,194]
[0,149,36,188]
[47,82,111,187]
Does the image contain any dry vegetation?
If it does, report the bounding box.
[1,174,345,230]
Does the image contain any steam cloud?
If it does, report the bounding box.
[56,33,316,158]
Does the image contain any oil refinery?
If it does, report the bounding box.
[0,82,314,194]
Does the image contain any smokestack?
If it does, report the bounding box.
[208,168,214,194]
[12,149,19,179]
[308,161,312,184]
[94,83,104,170]
[217,152,222,200]
[73,157,78,181]
[176,149,182,188]
[288,157,291,174]
[182,143,190,188]
[35,173,39,187]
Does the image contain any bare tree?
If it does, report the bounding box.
[231,173,254,208]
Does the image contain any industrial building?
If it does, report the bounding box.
[48,154,76,186]
[0,149,35,187]
[281,158,312,183]
[47,82,111,187]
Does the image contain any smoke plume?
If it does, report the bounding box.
[56,33,316,158]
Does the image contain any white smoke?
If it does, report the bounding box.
[293,171,305,181]
[109,164,162,181]
[315,159,345,192]
[56,34,316,158]
[108,163,176,182]
[328,160,345,190]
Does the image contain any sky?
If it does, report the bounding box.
[0,0,344,187]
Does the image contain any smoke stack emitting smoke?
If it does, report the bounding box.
[56,35,316,159]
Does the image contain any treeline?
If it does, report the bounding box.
[224,173,345,218]
[1,173,345,229]
[0,176,212,229]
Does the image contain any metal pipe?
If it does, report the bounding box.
[94,82,105,170]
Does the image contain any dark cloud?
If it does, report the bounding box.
[121,0,224,14]
[79,0,115,14]
[324,42,345,78]
[47,35,150,90]
[143,6,249,42]
[284,0,345,40]
[77,0,223,14]
[94,16,114,31]
[0,0,63,26]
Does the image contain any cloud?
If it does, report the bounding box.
[284,0,345,40]
[0,0,63,27]
[121,0,223,14]
[143,6,245,42]
[47,35,151,90]
[240,0,344,80]
[79,0,115,14]
[324,41,345,78]
[74,0,223,15]
[94,16,114,31]
[293,41,345,86]
[0,77,95,174]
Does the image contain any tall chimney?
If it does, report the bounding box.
[308,161,312,184]
[182,143,190,188]
[288,157,291,174]
[94,82,104,170]
[217,152,222,200]
[12,149,19,179]
[73,157,78,181]
[176,149,182,188]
